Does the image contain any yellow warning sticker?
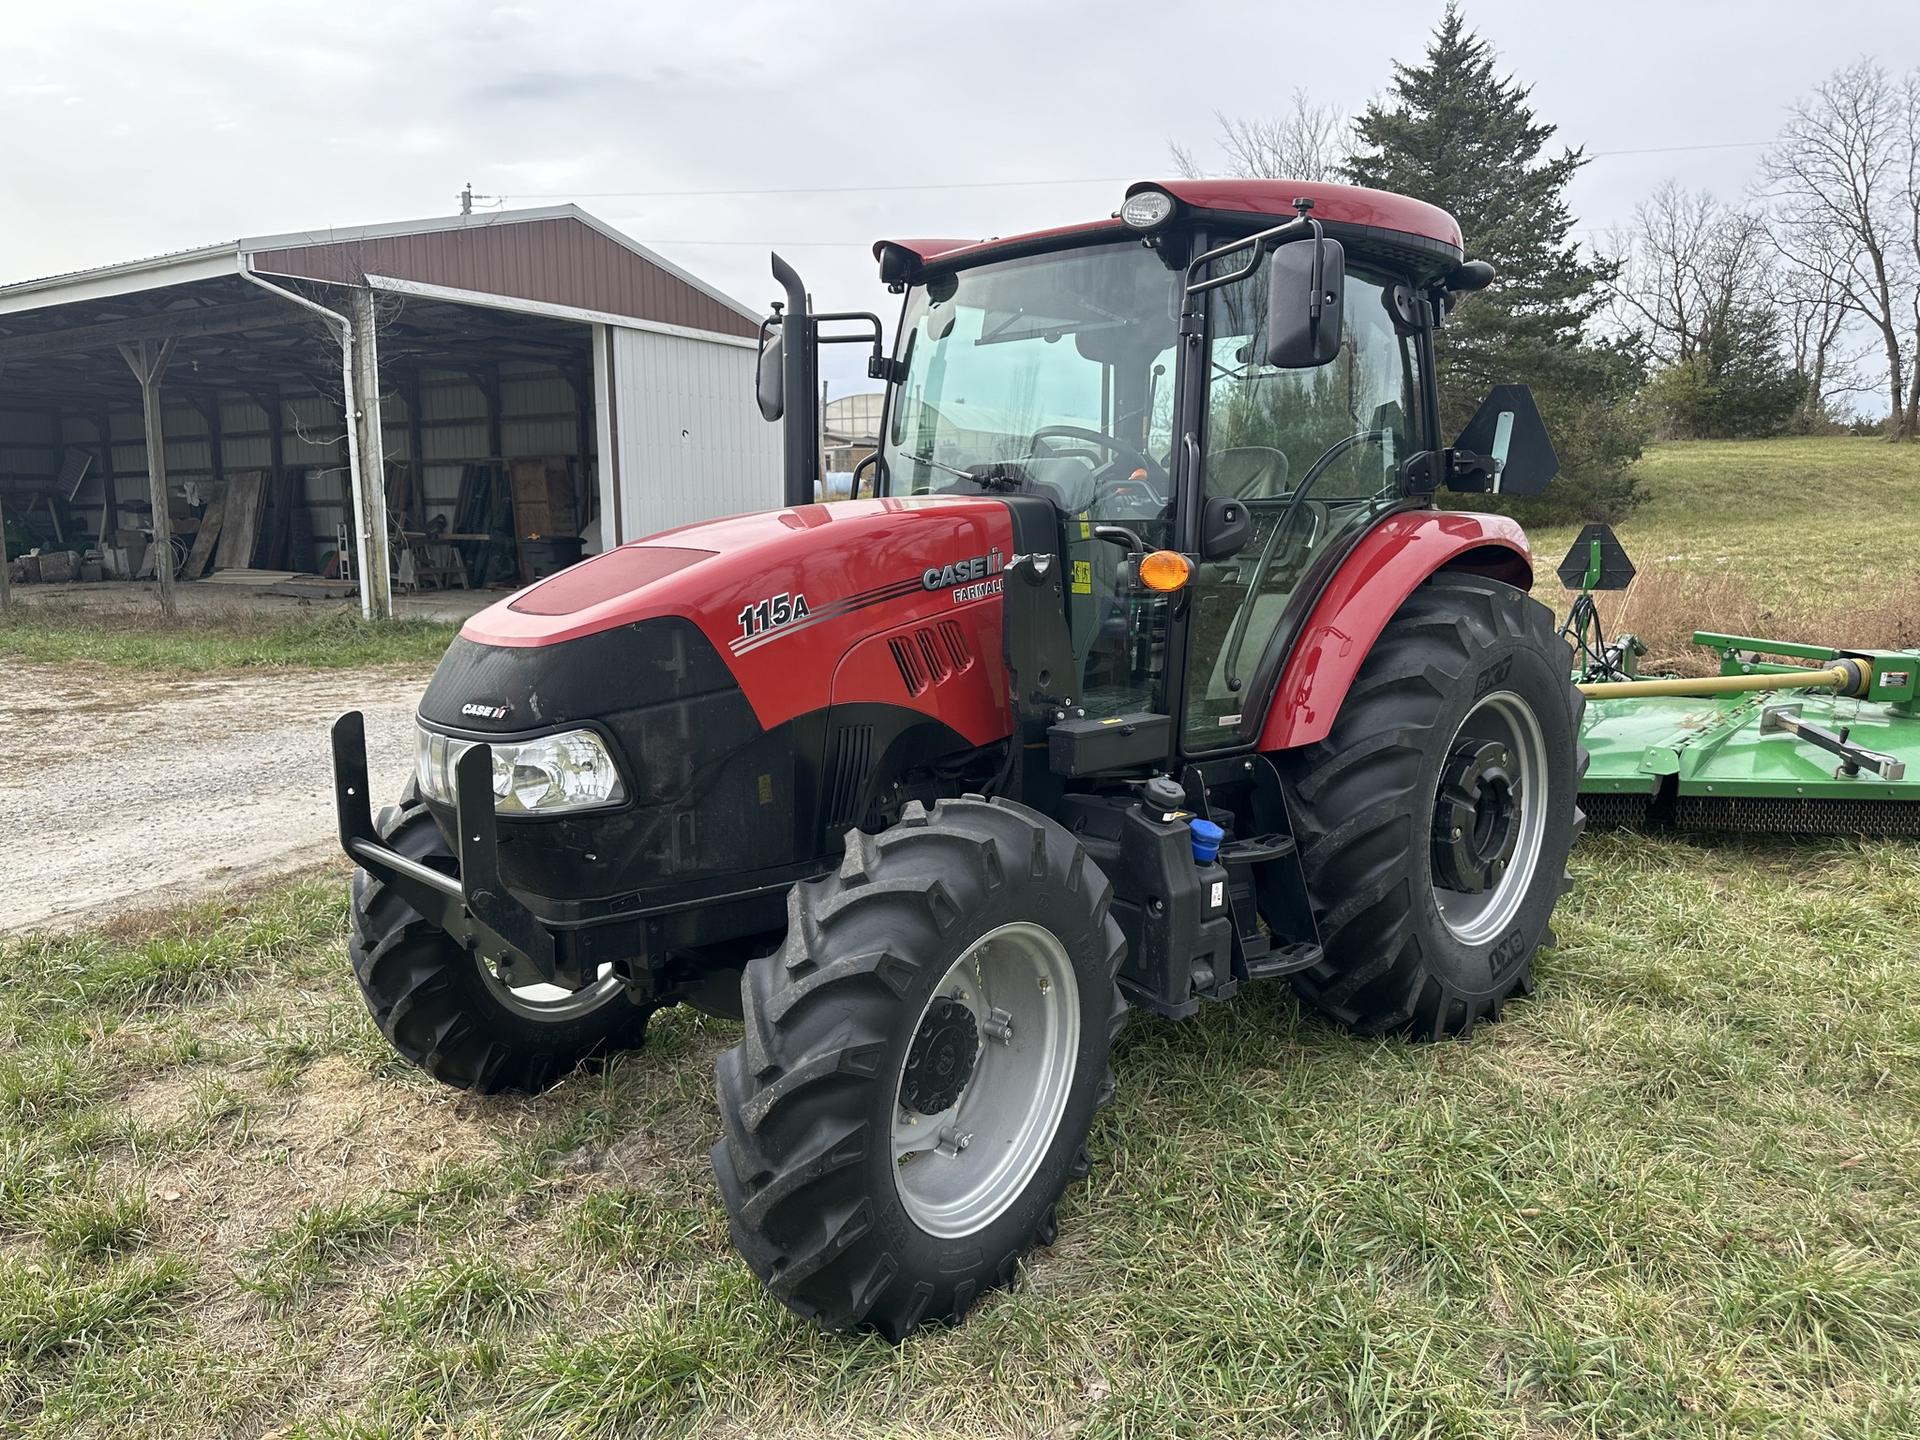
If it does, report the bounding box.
[1071,559,1093,594]
[757,774,773,805]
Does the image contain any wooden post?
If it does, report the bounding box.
[483,365,504,462]
[95,411,116,541]
[346,288,392,619]
[195,394,225,498]
[118,337,177,615]
[0,492,12,612]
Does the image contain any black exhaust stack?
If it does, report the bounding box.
[771,252,820,510]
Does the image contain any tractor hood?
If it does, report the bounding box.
[458,496,1019,737]
[412,494,1024,910]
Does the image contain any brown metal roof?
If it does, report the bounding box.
[249,210,760,339]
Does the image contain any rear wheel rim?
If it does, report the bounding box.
[891,921,1080,1239]
[1431,690,1549,945]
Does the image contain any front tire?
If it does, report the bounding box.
[349,788,652,1093]
[1275,572,1585,1039]
[712,797,1127,1339]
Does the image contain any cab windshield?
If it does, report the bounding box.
[881,241,1180,517]
[881,241,1180,721]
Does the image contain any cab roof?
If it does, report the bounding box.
[875,178,1467,284]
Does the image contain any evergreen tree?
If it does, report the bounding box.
[1347,4,1645,519]
[1649,306,1808,439]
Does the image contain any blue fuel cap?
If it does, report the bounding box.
[1188,818,1224,864]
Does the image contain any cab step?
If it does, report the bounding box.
[1217,831,1322,984]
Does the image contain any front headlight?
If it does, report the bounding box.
[415,725,626,816]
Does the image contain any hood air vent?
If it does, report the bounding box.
[889,620,974,697]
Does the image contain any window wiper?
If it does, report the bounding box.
[900,450,978,482]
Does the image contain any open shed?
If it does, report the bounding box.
[0,206,779,616]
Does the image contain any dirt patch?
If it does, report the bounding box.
[125,1056,530,1265]
[123,1070,206,1132]
[2,661,428,934]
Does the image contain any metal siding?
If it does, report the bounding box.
[611,326,780,539]
[284,395,345,466]
[0,448,52,477]
[222,395,269,434]
[593,324,618,542]
[249,217,759,339]
[420,379,488,423]
[502,419,576,455]
[224,436,272,469]
[0,409,54,486]
[0,411,54,446]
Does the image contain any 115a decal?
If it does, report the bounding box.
[738,591,811,640]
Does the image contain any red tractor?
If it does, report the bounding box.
[333,178,1582,1339]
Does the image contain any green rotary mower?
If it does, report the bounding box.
[1563,524,1920,834]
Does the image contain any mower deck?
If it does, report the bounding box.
[1582,687,1920,835]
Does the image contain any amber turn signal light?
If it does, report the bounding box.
[1137,550,1192,592]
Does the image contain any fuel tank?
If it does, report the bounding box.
[414,497,1020,910]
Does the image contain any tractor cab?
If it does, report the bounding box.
[761,178,1557,759]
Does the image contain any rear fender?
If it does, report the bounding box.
[1256,511,1533,752]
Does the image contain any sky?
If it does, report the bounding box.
[4,0,1917,400]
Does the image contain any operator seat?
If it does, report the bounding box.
[1208,447,1290,500]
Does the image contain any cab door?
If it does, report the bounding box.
[1180,260,1426,750]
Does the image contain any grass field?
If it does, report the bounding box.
[2,838,1916,1438]
[0,602,458,672]
[1527,437,1920,671]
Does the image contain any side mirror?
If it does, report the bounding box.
[1199,495,1253,560]
[755,328,785,422]
[1264,237,1345,369]
[1448,384,1559,495]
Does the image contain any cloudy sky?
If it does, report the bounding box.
[4,0,1915,396]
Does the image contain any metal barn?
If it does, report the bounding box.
[0,206,780,615]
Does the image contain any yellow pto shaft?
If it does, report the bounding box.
[1578,661,1868,701]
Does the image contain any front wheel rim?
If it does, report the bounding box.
[891,921,1080,1239]
[1430,690,1550,946]
[477,958,625,1021]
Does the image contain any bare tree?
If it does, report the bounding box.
[1170,90,1348,182]
[1776,235,1873,425]
[1900,69,1920,435]
[1755,59,1920,439]
[1606,182,1773,366]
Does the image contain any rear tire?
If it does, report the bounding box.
[349,788,651,1093]
[1275,573,1585,1039]
[712,797,1127,1339]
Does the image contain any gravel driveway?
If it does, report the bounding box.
[2,662,427,934]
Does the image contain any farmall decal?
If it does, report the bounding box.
[923,548,1004,605]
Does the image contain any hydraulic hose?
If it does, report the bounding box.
[1578,659,1869,700]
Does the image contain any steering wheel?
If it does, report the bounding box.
[1028,424,1170,499]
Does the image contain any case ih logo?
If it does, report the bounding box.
[924,549,1004,604]
[460,702,510,720]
